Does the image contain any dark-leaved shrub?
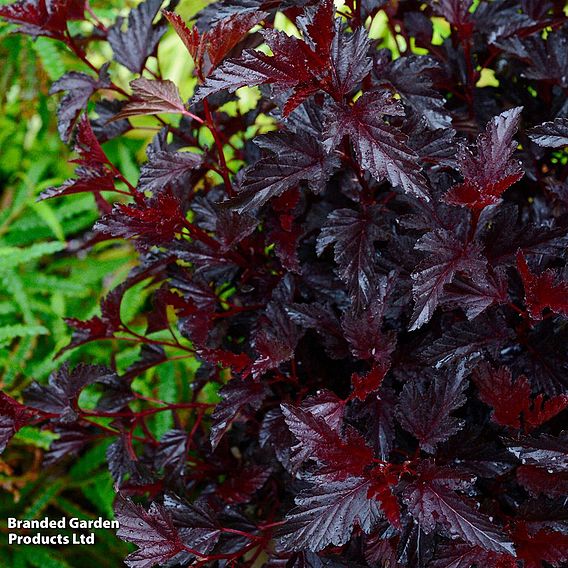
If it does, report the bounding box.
[2,0,568,566]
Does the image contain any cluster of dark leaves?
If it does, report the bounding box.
[2,0,568,566]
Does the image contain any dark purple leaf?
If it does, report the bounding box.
[165,10,268,76]
[300,389,345,432]
[316,207,385,310]
[430,544,508,568]
[363,528,399,568]
[429,0,473,30]
[444,267,508,319]
[420,311,512,369]
[251,283,301,377]
[329,25,372,98]
[375,52,450,129]
[409,229,486,330]
[445,108,524,211]
[0,393,35,453]
[514,524,568,568]
[163,495,221,556]
[9,2,568,565]
[115,495,185,568]
[49,67,110,142]
[44,425,92,465]
[39,166,116,201]
[210,378,268,449]
[351,363,390,403]
[517,250,568,320]
[195,28,324,110]
[529,118,568,148]
[281,403,373,478]
[397,365,468,453]
[278,475,382,552]
[514,27,568,87]
[472,363,529,430]
[406,116,457,167]
[403,463,515,555]
[114,78,188,120]
[361,388,397,461]
[286,303,349,360]
[24,364,115,423]
[233,131,338,213]
[341,273,396,361]
[107,437,137,484]
[517,465,568,498]
[95,190,185,245]
[195,0,270,30]
[92,99,132,142]
[217,464,271,504]
[259,407,295,470]
[0,0,83,39]
[138,150,203,192]
[155,430,188,474]
[506,434,568,473]
[324,90,429,200]
[98,369,135,412]
[108,0,169,73]
[40,115,116,201]
[195,1,335,114]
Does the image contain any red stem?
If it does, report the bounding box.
[203,100,234,197]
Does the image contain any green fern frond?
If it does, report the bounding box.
[0,241,66,271]
[0,323,48,344]
[23,479,65,520]
[32,37,65,81]
[21,546,72,568]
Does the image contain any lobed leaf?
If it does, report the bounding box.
[108,0,169,73]
[278,476,382,552]
[528,118,568,148]
[323,90,430,201]
[397,365,468,453]
[115,496,185,568]
[403,464,515,555]
[445,108,524,211]
[113,78,189,121]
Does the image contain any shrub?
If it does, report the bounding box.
[1,0,568,566]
